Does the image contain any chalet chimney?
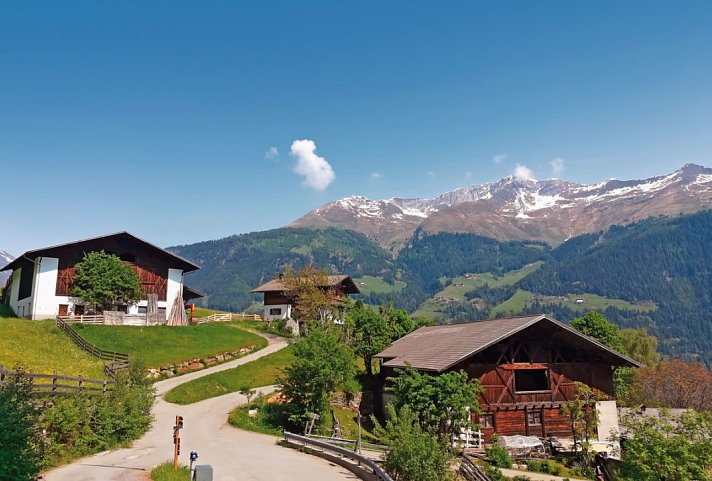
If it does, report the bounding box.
[279,273,284,280]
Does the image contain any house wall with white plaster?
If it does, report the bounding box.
[262,303,292,321]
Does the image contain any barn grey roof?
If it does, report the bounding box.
[375,314,641,372]
[251,274,360,294]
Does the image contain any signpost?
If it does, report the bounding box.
[173,415,184,469]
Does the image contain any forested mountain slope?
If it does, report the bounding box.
[517,211,712,364]
[169,227,393,311]
[170,211,712,365]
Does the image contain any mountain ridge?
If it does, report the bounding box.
[0,251,14,287]
[290,163,712,250]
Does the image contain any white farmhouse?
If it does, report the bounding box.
[1,232,202,320]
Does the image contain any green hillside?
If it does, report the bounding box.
[169,211,712,366]
[517,210,712,365]
[0,318,105,378]
[169,227,394,311]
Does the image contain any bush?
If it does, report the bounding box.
[374,405,450,481]
[526,460,562,476]
[486,444,513,468]
[40,359,155,467]
[0,373,42,481]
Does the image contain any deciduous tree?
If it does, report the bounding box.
[620,328,661,367]
[388,367,482,443]
[279,327,355,429]
[373,404,450,481]
[627,359,712,412]
[280,265,336,325]
[619,409,712,481]
[571,311,625,353]
[72,251,142,312]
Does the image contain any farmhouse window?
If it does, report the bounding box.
[527,411,542,425]
[269,308,282,316]
[514,368,549,392]
[479,414,494,428]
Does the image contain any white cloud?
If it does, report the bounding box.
[427,171,435,178]
[290,139,335,191]
[370,172,382,180]
[513,164,535,182]
[264,146,279,160]
[465,171,472,179]
[550,157,565,178]
[493,153,507,164]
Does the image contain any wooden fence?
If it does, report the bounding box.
[459,455,492,481]
[0,365,113,396]
[58,315,105,325]
[55,317,130,378]
[195,312,263,324]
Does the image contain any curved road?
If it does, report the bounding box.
[44,333,356,481]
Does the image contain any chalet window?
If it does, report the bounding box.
[514,369,549,393]
[269,308,282,316]
[527,411,542,425]
[479,414,494,428]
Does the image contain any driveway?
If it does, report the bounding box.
[43,333,356,481]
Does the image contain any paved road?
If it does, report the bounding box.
[44,333,356,481]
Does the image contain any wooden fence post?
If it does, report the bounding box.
[52,370,58,393]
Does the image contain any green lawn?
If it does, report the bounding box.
[490,290,657,316]
[0,318,105,378]
[413,262,543,320]
[490,289,535,316]
[352,275,406,295]
[164,345,294,404]
[72,322,267,368]
[543,293,656,312]
[228,396,290,436]
[437,262,544,302]
[228,396,378,442]
[150,462,191,481]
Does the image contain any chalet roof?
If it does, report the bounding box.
[375,314,641,372]
[183,286,205,301]
[251,274,360,294]
[1,232,200,273]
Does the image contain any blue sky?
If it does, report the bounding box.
[2,1,712,255]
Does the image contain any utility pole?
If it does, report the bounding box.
[173,415,184,469]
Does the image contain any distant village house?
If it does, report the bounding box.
[251,274,359,332]
[1,232,202,321]
[375,315,640,448]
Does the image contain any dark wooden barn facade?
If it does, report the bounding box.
[375,315,639,442]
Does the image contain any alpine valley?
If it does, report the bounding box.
[170,164,712,366]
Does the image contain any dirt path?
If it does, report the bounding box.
[43,332,356,481]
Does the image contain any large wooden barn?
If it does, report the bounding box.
[375,315,640,443]
[1,232,202,320]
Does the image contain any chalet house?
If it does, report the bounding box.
[375,315,640,444]
[1,232,202,320]
[251,274,360,324]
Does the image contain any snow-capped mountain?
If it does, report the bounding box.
[290,164,712,250]
[0,250,14,286]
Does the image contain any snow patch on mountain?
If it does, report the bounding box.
[291,163,712,249]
